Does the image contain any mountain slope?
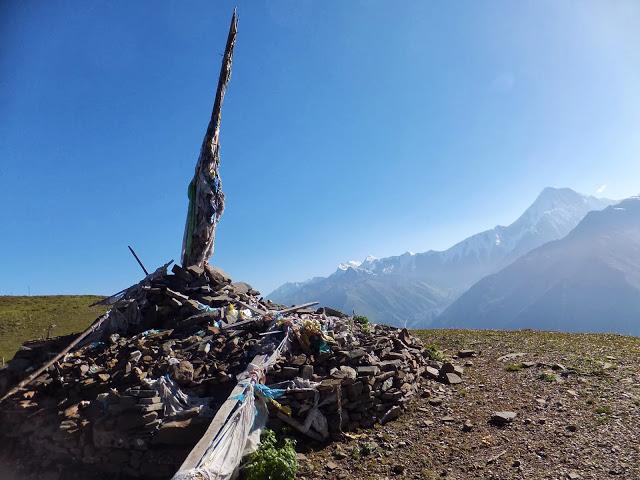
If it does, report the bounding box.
[437,197,640,334]
[269,188,613,327]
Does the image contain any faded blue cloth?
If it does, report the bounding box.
[254,383,285,399]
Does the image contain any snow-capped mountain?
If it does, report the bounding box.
[436,196,640,334]
[268,188,614,327]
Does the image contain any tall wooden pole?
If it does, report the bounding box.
[181,10,237,268]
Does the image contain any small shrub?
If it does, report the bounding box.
[595,405,612,415]
[353,315,369,326]
[424,344,445,362]
[538,372,557,382]
[350,446,361,460]
[243,429,298,480]
[359,442,377,457]
[505,363,524,372]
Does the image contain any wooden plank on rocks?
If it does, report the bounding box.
[174,352,267,474]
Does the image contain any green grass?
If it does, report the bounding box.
[0,295,107,361]
[538,372,557,382]
[595,405,612,415]
[423,343,446,362]
[505,363,524,372]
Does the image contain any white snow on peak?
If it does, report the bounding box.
[337,260,362,271]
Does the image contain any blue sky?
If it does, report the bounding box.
[1,0,639,296]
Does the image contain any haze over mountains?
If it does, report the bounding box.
[269,187,615,328]
[438,196,640,335]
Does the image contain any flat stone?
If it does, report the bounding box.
[458,350,476,358]
[425,366,440,380]
[380,405,402,424]
[444,373,463,385]
[490,411,517,425]
[138,402,164,413]
[326,461,339,471]
[166,289,189,302]
[205,265,232,285]
[497,353,526,362]
[231,282,252,295]
[356,366,380,377]
[441,362,464,377]
[186,265,205,277]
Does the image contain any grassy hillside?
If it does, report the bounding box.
[0,296,107,360]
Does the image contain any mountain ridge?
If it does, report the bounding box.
[269,187,614,327]
[436,196,640,334]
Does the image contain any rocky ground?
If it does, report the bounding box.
[296,329,640,480]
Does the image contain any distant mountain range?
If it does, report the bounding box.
[269,187,615,328]
[437,196,640,335]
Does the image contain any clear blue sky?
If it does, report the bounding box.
[1,1,639,296]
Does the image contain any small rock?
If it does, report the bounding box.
[444,372,463,385]
[333,450,347,460]
[497,352,526,362]
[462,420,473,432]
[490,411,517,426]
[392,464,405,475]
[326,461,339,471]
[458,349,476,358]
[425,366,440,380]
[381,405,402,425]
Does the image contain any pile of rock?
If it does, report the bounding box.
[268,324,428,437]
[0,263,459,478]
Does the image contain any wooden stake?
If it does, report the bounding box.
[181,9,238,267]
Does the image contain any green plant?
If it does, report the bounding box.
[505,363,524,372]
[424,344,445,362]
[243,430,297,480]
[595,405,612,415]
[359,442,377,457]
[350,446,361,460]
[538,372,557,382]
[353,315,369,326]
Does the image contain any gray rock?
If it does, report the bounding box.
[444,372,463,385]
[457,349,476,358]
[490,411,517,425]
[380,405,402,424]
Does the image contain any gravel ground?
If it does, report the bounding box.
[296,329,640,480]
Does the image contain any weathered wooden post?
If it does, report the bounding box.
[181,10,237,268]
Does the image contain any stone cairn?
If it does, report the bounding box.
[0,262,464,478]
